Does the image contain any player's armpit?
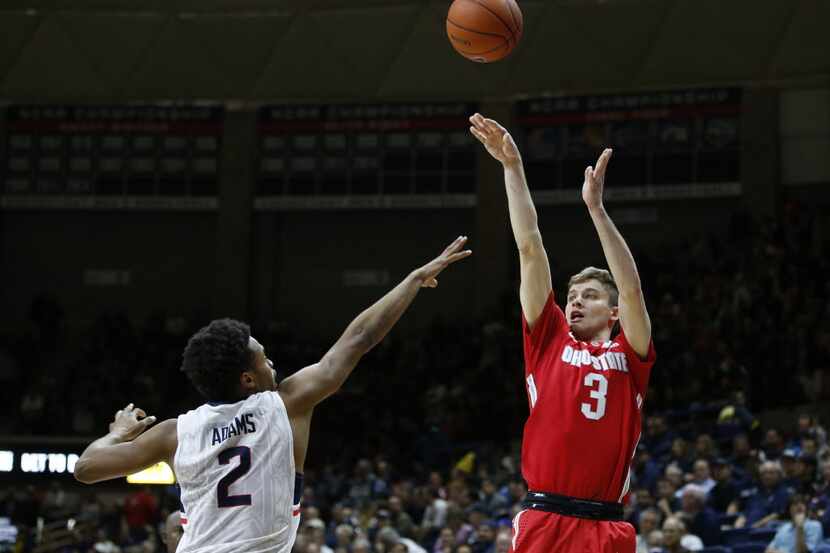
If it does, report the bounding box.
[74,418,177,484]
[617,289,652,359]
[287,409,313,473]
[518,234,553,329]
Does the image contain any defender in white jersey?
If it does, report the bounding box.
[74,237,472,553]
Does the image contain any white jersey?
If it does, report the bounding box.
[174,391,301,553]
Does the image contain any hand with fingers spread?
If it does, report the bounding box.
[108,403,157,442]
[582,148,613,211]
[469,113,521,167]
[412,235,472,288]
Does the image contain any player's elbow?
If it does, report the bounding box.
[344,326,376,356]
[516,231,544,257]
[73,459,96,484]
[619,283,644,303]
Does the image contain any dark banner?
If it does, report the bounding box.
[6,105,225,135]
[258,102,478,133]
[515,88,742,192]
[516,88,741,125]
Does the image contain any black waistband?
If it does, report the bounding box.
[521,491,624,521]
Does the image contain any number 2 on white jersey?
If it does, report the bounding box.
[581,373,608,420]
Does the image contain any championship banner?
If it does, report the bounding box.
[257,102,479,199]
[515,88,742,200]
[258,102,477,133]
[516,89,741,125]
[6,105,224,135]
[2,105,224,200]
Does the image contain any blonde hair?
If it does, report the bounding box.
[567,267,619,307]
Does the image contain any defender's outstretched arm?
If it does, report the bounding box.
[279,236,472,418]
[74,404,176,484]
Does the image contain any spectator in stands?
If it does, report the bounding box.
[689,459,716,495]
[353,538,372,553]
[421,491,449,543]
[709,457,741,513]
[477,478,508,516]
[732,433,760,480]
[305,518,333,553]
[812,463,830,517]
[348,459,379,508]
[374,459,392,499]
[160,511,183,553]
[388,495,416,538]
[494,530,511,553]
[736,461,793,528]
[795,414,827,451]
[629,488,657,527]
[644,415,676,460]
[635,445,663,493]
[333,524,354,551]
[505,478,526,511]
[766,495,823,553]
[782,449,801,488]
[798,436,829,472]
[667,439,694,473]
[92,528,121,553]
[647,529,664,553]
[433,527,455,553]
[469,521,496,553]
[661,516,702,553]
[678,484,721,546]
[122,486,158,543]
[694,434,718,462]
[795,455,818,495]
[377,526,427,553]
[764,429,787,461]
[666,464,686,496]
[656,478,680,519]
[636,508,662,553]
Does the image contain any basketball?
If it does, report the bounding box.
[446,0,523,63]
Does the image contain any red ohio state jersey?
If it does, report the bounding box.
[521,292,656,503]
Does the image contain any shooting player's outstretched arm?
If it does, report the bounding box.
[582,149,652,357]
[278,236,472,419]
[470,114,552,327]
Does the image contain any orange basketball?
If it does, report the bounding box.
[446,0,523,63]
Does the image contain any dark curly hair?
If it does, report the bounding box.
[181,318,254,402]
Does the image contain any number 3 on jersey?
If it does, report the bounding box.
[525,372,608,420]
[581,373,608,420]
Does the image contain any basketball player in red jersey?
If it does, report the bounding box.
[470,113,656,553]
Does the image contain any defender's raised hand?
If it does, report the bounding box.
[109,403,156,442]
[469,113,521,167]
[583,148,613,211]
[413,236,472,288]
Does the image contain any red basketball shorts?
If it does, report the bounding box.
[509,508,636,553]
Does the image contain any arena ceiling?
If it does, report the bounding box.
[0,0,827,103]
